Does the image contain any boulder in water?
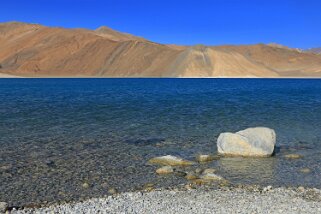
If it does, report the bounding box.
[217,127,276,157]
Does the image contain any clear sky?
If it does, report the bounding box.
[1,0,320,49]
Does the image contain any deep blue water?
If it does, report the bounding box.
[0,78,321,206]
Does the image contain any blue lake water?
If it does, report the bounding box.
[0,78,321,206]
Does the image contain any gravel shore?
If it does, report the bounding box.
[11,187,321,214]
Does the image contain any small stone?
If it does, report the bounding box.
[0,202,8,213]
[143,183,155,192]
[108,188,117,194]
[185,172,198,180]
[284,154,303,159]
[144,183,154,188]
[299,168,311,173]
[263,185,273,192]
[298,186,305,192]
[0,164,12,171]
[219,179,230,187]
[185,184,194,190]
[155,143,163,147]
[148,155,195,166]
[156,166,174,175]
[101,182,109,188]
[202,168,216,174]
[195,168,203,174]
[82,182,90,189]
[201,173,224,181]
[192,179,210,185]
[58,191,66,196]
[45,160,56,167]
[174,170,187,177]
[196,154,218,163]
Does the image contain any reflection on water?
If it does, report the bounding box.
[218,157,277,184]
[0,78,321,206]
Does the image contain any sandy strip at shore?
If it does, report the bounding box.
[11,187,321,214]
[0,73,23,78]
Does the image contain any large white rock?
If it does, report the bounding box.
[217,127,276,157]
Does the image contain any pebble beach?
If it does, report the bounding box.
[9,187,321,214]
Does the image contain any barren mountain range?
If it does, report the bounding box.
[306,48,321,55]
[1,21,321,77]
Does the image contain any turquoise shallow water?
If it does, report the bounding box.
[0,78,321,206]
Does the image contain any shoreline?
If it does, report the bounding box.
[1,73,321,79]
[9,185,321,213]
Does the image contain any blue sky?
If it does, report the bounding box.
[1,0,320,49]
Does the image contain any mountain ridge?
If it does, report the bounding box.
[1,21,321,77]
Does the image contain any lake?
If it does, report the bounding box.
[0,78,320,206]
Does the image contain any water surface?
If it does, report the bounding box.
[0,78,320,206]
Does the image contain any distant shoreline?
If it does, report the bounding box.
[2,75,321,79]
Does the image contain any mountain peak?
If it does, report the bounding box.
[94,25,145,42]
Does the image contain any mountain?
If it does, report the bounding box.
[306,48,321,55]
[1,21,321,77]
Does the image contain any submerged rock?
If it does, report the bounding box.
[217,127,276,157]
[156,166,174,175]
[108,188,117,194]
[284,154,303,159]
[202,168,216,174]
[148,155,195,166]
[174,170,187,177]
[200,173,224,181]
[192,179,211,185]
[299,168,311,173]
[143,183,155,191]
[185,172,198,180]
[195,154,218,163]
[82,182,90,189]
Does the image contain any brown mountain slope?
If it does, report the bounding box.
[165,45,278,77]
[306,48,321,55]
[213,45,321,77]
[1,22,321,77]
[94,26,146,42]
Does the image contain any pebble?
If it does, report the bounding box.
[174,170,187,177]
[195,154,218,163]
[0,165,12,171]
[108,188,117,195]
[284,154,303,159]
[156,166,174,175]
[0,202,8,213]
[11,188,321,214]
[82,182,90,189]
[202,168,216,174]
[192,179,210,185]
[185,172,198,180]
[201,173,224,181]
[195,168,203,174]
[263,186,273,192]
[298,186,305,192]
[148,155,195,166]
[299,168,311,173]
